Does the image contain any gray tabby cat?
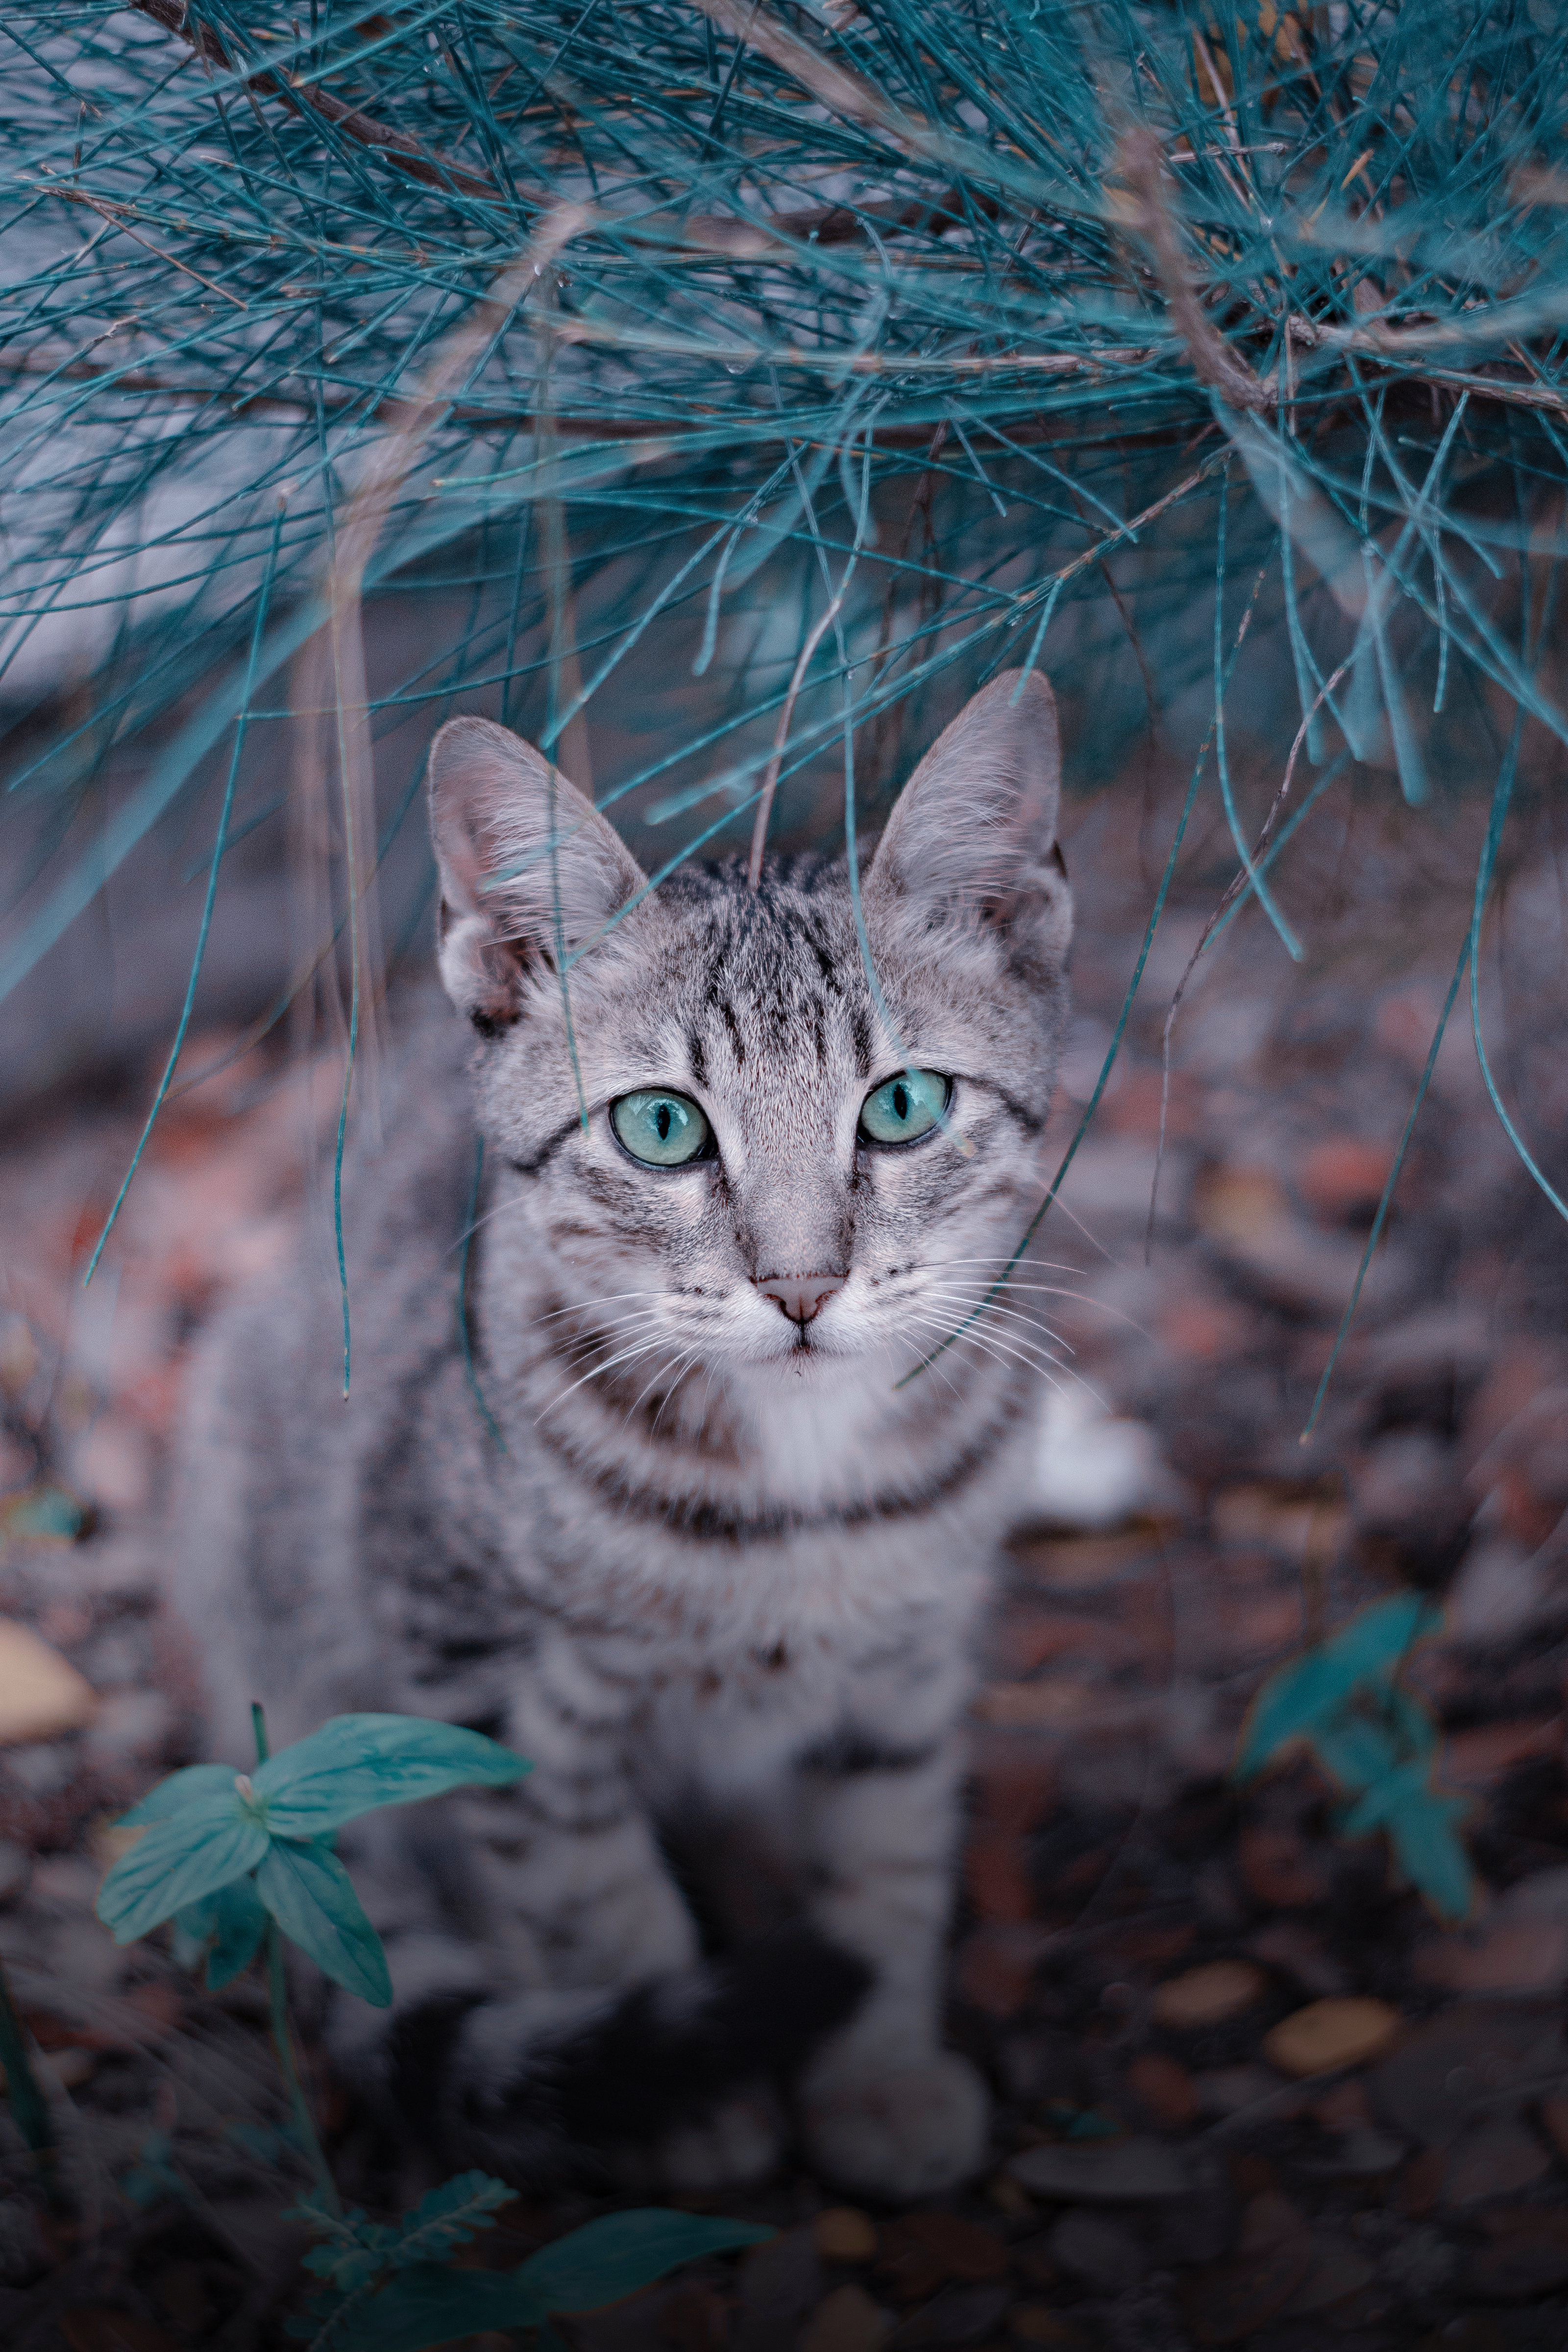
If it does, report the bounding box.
[172,670,1073,2199]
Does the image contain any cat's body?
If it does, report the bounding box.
[172,674,1073,2198]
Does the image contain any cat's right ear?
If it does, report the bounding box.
[428,717,647,1031]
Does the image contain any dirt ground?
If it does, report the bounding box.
[3,762,1568,2352]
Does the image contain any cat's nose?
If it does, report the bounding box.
[755,1272,846,1325]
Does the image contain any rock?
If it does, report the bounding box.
[1192,2065,1280,2118]
[1416,1917,1568,1995]
[1261,1996,1401,2077]
[814,2210,879,2266]
[734,2231,823,2352]
[1150,1960,1265,2029]
[1044,2210,1145,2295]
[0,1618,98,1744]
[1279,2233,1378,2316]
[1246,1918,1348,1995]
[877,2213,1007,2298]
[1466,2207,1568,2299]
[886,2285,1009,2350]
[1007,2314,1089,2348]
[1124,2053,1199,2130]
[1298,2124,1409,2178]
[1176,2194,1312,2346]
[1539,2091,1568,2158]
[1008,2137,1196,2203]
[1371,2004,1568,2147]
[1029,1389,1171,1531]
[803,2286,887,2352]
[1442,2119,1551,2205]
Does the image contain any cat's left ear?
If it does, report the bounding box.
[866,671,1072,975]
[428,716,647,1030]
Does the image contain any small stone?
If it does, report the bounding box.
[1415,1917,1568,1995]
[1540,2091,1568,2158]
[1371,2004,1567,2147]
[878,2213,1007,2297]
[1008,2137,1195,2203]
[1193,2065,1279,2118]
[1279,2234,1377,2316]
[1150,1960,1265,2030]
[814,2210,879,2266]
[1045,2210,1145,2295]
[802,2286,886,2352]
[0,1619,98,1744]
[1176,2194,1311,2346]
[1125,2053,1198,2130]
[1262,1997,1400,2078]
[886,2284,1009,2351]
[1246,1918,1348,1996]
[1236,1824,1331,1910]
[1442,2119,1551,2206]
[1466,2207,1568,2299]
[1007,2312,1084,2347]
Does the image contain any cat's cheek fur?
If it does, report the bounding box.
[173,672,1073,2195]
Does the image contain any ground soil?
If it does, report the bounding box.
[2,763,1568,2352]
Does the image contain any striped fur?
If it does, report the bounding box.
[172,673,1073,2196]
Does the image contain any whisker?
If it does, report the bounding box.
[535,1330,679,1419]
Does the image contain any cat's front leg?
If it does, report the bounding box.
[792,1734,989,2197]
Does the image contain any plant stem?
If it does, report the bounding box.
[265,1921,341,2213]
[253,1700,341,2214]
[0,1952,54,2176]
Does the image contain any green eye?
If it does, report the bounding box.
[858,1068,950,1146]
[611,1089,712,1168]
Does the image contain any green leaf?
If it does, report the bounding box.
[319,2265,548,2352]
[1340,1760,1475,1920]
[173,1873,269,1989]
[119,1763,242,1826]
[320,2214,775,2352]
[1383,1784,1476,1923]
[256,1838,393,2005]
[96,1800,269,1944]
[254,1714,529,1835]
[384,2172,515,2268]
[1234,1594,1441,1779]
[517,2211,776,2313]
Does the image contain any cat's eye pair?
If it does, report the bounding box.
[610,1067,950,1169]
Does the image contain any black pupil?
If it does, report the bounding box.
[655,1102,675,1142]
[891,1082,910,1123]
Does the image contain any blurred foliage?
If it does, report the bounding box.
[0,0,1565,1280]
[1236,1591,1476,1921]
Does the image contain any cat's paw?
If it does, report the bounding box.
[650,2094,785,2190]
[799,2052,989,2198]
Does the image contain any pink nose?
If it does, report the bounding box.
[755,1272,846,1326]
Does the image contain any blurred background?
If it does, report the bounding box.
[5,3,1568,2345]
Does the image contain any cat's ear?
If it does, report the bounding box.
[866,671,1072,973]
[428,716,647,1030]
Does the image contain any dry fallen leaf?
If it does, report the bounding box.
[1263,1996,1400,2078]
[1151,1959,1267,2029]
[0,1617,98,1744]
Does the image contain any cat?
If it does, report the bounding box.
[171,669,1074,2199]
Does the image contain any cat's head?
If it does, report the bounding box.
[428,675,1073,1387]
